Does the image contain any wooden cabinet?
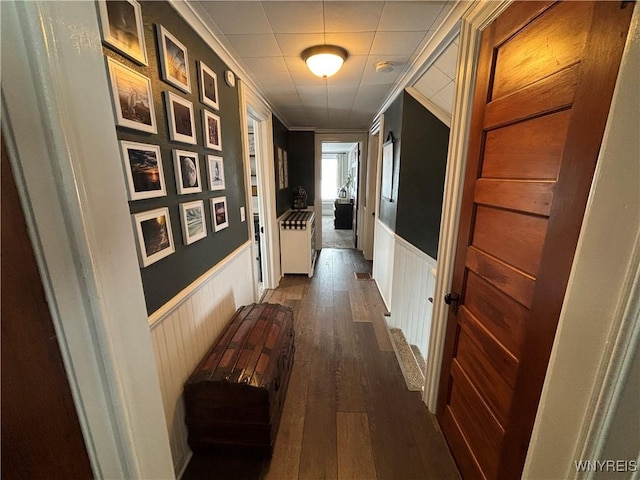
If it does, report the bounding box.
[280,210,316,277]
[334,200,353,229]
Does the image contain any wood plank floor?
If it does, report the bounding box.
[182,248,460,480]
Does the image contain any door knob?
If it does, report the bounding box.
[444,292,460,305]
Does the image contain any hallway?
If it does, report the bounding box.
[183,248,459,479]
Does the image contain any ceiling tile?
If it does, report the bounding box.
[360,54,409,85]
[413,65,451,97]
[378,1,446,32]
[225,34,281,58]
[324,1,385,33]
[200,2,272,35]
[353,83,394,110]
[371,31,428,56]
[432,81,454,113]
[243,56,291,87]
[263,2,324,34]
[325,32,375,56]
[275,33,325,56]
[435,41,459,79]
[327,85,359,109]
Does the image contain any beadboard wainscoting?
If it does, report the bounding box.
[389,236,437,360]
[149,242,255,476]
[372,219,395,310]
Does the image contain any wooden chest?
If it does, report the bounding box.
[184,303,295,452]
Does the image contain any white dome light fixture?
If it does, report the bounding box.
[302,45,348,78]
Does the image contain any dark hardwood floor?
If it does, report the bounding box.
[183,248,460,480]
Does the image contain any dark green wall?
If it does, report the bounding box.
[104,1,248,314]
[395,93,450,258]
[289,131,315,207]
[272,115,290,217]
[379,91,449,259]
[271,118,315,215]
[379,94,403,230]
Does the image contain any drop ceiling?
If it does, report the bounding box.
[188,1,454,130]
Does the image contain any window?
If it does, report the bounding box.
[322,156,338,200]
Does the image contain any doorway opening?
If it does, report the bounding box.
[321,141,359,249]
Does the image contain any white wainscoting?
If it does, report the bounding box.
[149,242,255,476]
[389,237,438,359]
[372,219,395,310]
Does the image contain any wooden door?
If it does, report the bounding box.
[436,2,634,479]
[1,138,94,479]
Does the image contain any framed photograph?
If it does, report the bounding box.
[179,200,207,245]
[207,155,225,191]
[98,0,147,65]
[248,132,255,156]
[119,141,166,200]
[381,139,394,201]
[172,150,202,194]
[211,196,229,232]
[283,150,289,188]
[165,91,196,144]
[198,61,219,110]
[132,207,175,267]
[106,57,157,133]
[156,25,190,93]
[277,147,285,190]
[203,110,222,151]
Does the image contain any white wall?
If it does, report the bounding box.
[149,243,255,475]
[389,237,437,359]
[372,219,395,311]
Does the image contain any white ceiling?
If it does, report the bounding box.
[189,1,454,130]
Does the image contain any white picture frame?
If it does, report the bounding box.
[132,207,175,267]
[198,61,219,110]
[179,200,207,245]
[165,91,196,144]
[207,155,225,191]
[106,57,157,133]
[211,196,229,232]
[172,150,202,194]
[119,141,166,200]
[203,110,222,151]
[156,25,191,93]
[98,0,148,65]
[381,140,394,201]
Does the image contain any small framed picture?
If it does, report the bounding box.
[132,207,175,267]
[165,91,196,144]
[277,147,285,190]
[156,25,190,93]
[172,150,202,194]
[198,61,219,110]
[98,0,147,65]
[207,155,226,191]
[106,57,157,133]
[119,141,166,200]
[211,196,229,232]
[203,110,222,151]
[283,150,289,188]
[179,200,207,245]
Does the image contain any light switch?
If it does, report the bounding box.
[240,206,246,222]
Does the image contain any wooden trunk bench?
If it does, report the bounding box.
[184,303,295,453]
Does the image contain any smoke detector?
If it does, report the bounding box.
[375,61,394,73]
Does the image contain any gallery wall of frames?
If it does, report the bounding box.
[98,0,248,314]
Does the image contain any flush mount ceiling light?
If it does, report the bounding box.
[302,45,348,78]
